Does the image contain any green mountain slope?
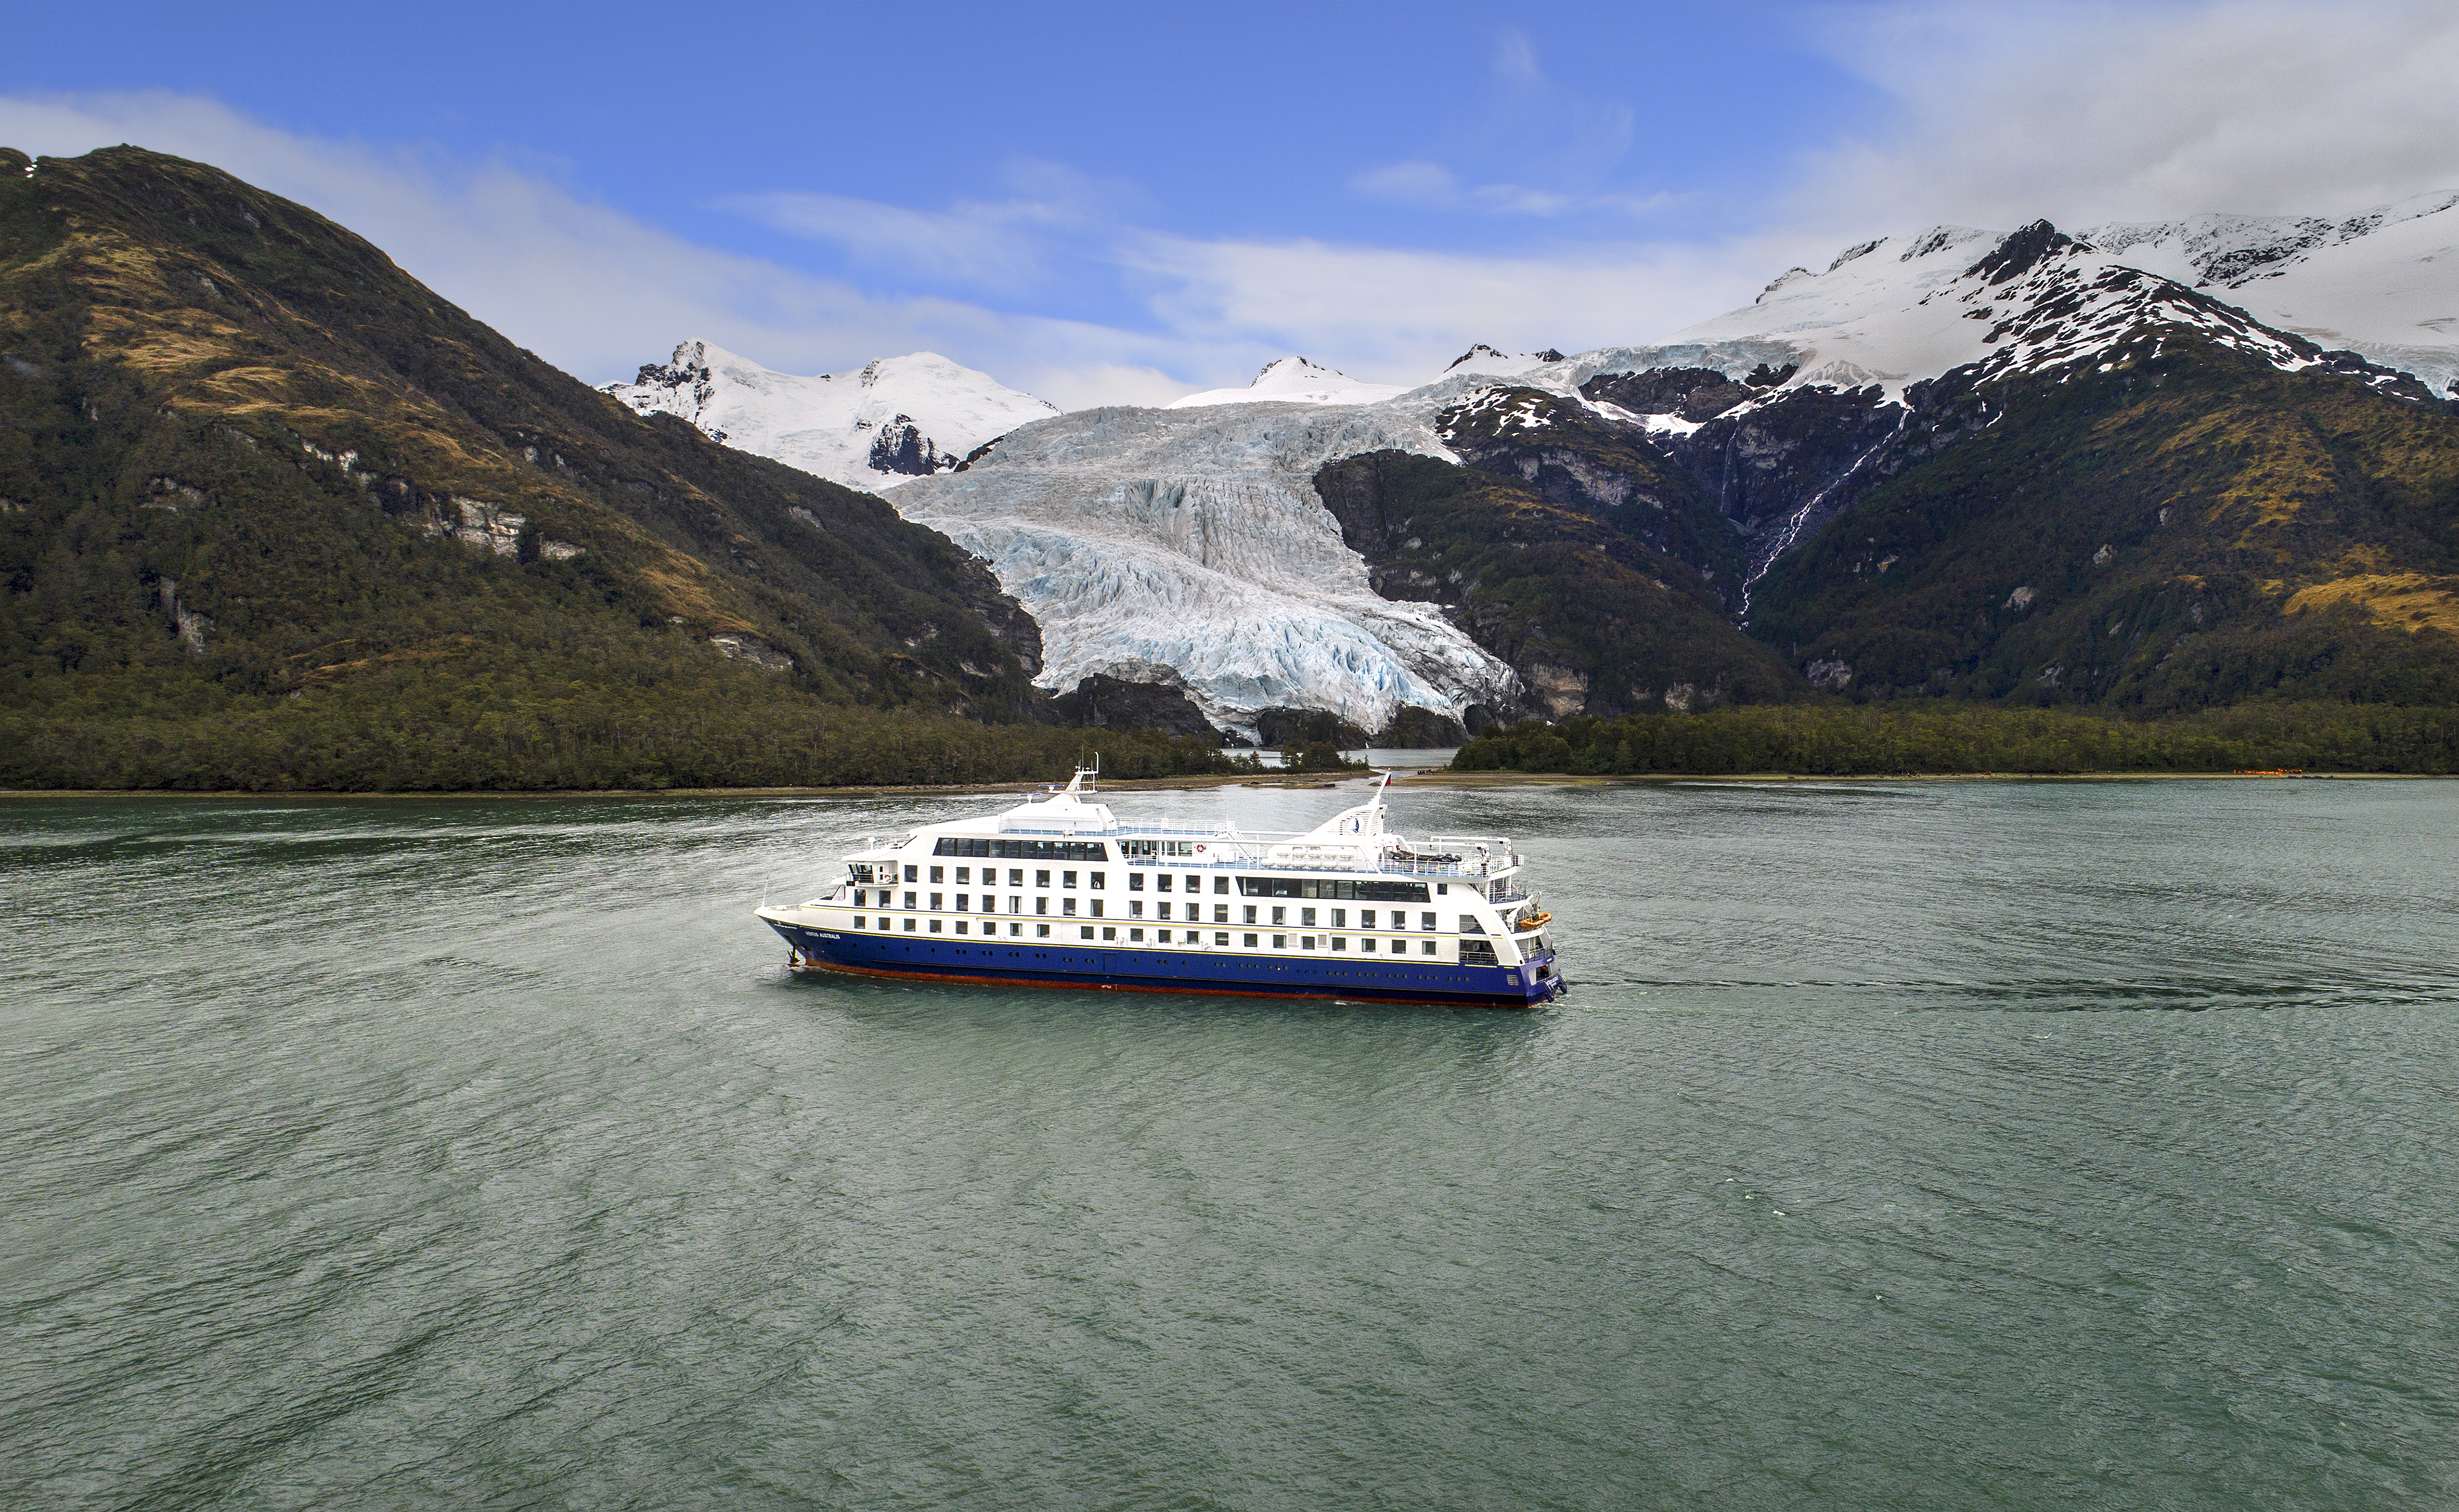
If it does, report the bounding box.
[1743,341,2459,709]
[0,145,1220,788]
[1312,442,1801,725]
[1387,279,2459,734]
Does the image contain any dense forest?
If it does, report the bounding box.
[3,635,1238,790]
[1450,702,2459,776]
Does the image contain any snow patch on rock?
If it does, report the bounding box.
[603,342,1058,492]
[1167,356,1408,410]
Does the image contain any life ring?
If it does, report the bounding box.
[1196,844,1207,855]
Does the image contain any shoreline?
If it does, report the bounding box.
[1,769,2448,801]
[1396,769,2451,786]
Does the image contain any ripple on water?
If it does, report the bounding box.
[3,780,2457,1510]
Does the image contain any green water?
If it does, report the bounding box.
[4,779,2456,1509]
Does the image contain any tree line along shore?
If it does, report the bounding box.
[1446,702,2459,777]
[9,691,2456,791]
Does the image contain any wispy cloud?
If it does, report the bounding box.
[1121,231,1760,381]
[1347,30,1660,222]
[715,157,1141,293]
[716,190,1057,288]
[1348,159,1680,219]
[0,92,1199,405]
[1798,0,2459,234]
[0,90,1754,404]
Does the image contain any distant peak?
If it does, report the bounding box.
[1756,267,1813,303]
[1966,220,2076,286]
[601,342,1061,489]
[1255,356,1341,384]
[1445,344,1566,373]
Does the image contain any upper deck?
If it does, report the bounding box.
[845,770,1520,883]
[962,822,1519,879]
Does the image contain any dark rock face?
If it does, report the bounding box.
[945,554,1044,680]
[708,633,795,672]
[1374,705,1469,747]
[1252,706,1371,750]
[1583,367,1754,421]
[1051,674,1223,742]
[1311,448,1803,720]
[867,415,958,477]
[1966,219,2076,286]
[1434,387,1749,598]
[1674,384,1910,580]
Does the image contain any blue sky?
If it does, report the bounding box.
[8,2,2457,405]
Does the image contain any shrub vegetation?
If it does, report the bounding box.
[1450,702,2459,776]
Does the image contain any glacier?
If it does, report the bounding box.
[888,401,1521,742]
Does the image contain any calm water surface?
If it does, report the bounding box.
[4,779,2456,1509]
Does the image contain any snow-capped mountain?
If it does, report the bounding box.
[2078,191,2459,397]
[1166,356,1408,409]
[1651,191,2459,400]
[628,193,2459,737]
[602,342,1058,492]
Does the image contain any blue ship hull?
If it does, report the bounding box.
[763,918,1564,1009]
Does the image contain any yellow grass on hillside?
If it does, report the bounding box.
[2286,574,2459,634]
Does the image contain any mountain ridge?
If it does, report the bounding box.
[15,142,2458,789]
[0,144,1230,789]
[613,202,2459,734]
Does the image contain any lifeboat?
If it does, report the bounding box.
[1515,910,1551,931]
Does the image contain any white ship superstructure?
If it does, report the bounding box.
[756,771,1563,1008]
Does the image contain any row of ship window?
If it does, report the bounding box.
[848,888,1474,933]
[857,862,1446,906]
[868,865,1211,892]
[850,915,1456,955]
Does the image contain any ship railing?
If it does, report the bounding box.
[951,827,1514,879]
[998,823,1253,838]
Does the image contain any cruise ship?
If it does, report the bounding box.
[756,770,1564,1008]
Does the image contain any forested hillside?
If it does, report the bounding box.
[0,145,1222,789]
[1743,341,2459,709]
[1313,445,1799,723]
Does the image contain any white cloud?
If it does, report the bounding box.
[1800,0,2459,234]
[0,91,1202,402]
[1347,158,1678,220]
[713,157,1138,292]
[0,89,1761,405]
[1345,30,1659,222]
[713,191,1056,289]
[1120,231,1763,384]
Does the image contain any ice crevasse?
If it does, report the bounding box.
[889,399,1522,741]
